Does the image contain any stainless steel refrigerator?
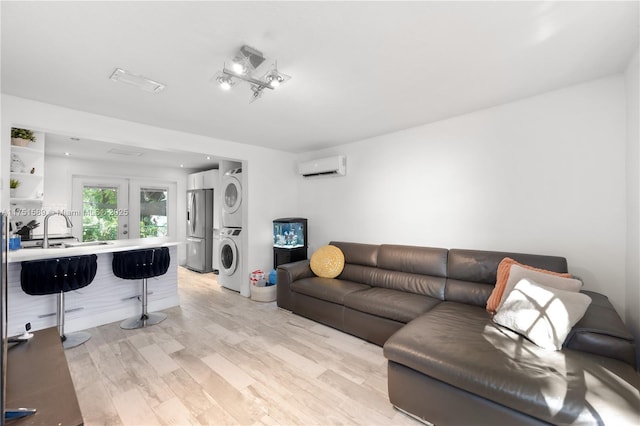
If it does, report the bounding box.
[186,189,214,273]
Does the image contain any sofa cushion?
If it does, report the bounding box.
[330,241,378,267]
[493,278,592,350]
[377,245,448,277]
[344,287,441,323]
[371,269,447,300]
[442,278,494,307]
[336,264,378,286]
[384,302,640,425]
[330,241,380,286]
[446,249,568,307]
[369,245,448,299]
[291,277,369,304]
[565,291,636,366]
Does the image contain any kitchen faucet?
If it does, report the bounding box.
[43,211,73,249]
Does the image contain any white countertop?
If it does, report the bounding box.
[8,238,183,263]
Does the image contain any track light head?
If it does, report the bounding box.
[231,59,248,75]
[216,75,234,90]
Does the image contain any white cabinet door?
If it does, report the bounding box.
[188,170,218,190]
[187,172,204,190]
[203,169,218,189]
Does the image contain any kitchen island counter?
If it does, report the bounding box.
[6,239,182,336]
[8,237,181,263]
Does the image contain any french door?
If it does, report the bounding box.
[72,176,177,242]
[72,177,129,241]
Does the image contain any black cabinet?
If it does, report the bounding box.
[273,246,307,269]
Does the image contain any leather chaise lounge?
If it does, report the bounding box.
[277,241,640,425]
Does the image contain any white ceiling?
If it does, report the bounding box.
[44,132,219,171]
[2,1,638,154]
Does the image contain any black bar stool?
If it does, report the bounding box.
[112,247,170,329]
[20,254,97,349]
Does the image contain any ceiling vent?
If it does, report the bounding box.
[109,68,166,93]
[107,148,143,157]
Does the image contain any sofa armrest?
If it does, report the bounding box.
[277,260,314,310]
[564,291,637,368]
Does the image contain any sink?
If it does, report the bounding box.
[62,241,113,248]
[19,240,113,249]
[22,242,67,249]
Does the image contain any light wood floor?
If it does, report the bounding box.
[65,267,420,426]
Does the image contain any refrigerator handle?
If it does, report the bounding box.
[187,192,192,226]
[192,193,197,235]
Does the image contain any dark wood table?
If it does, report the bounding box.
[6,327,83,425]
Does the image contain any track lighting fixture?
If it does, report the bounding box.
[214,45,290,102]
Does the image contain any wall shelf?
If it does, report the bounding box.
[11,144,44,155]
[10,172,44,179]
[10,130,45,203]
[10,197,44,204]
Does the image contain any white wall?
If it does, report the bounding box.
[1,95,299,297]
[3,72,634,320]
[297,76,629,315]
[624,48,640,367]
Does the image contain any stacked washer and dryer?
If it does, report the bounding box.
[218,167,243,292]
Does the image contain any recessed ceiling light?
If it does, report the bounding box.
[64,152,70,156]
[109,68,166,93]
[206,156,211,160]
[180,164,184,168]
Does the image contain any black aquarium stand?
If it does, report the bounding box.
[273,246,307,269]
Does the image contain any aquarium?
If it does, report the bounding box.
[273,218,307,249]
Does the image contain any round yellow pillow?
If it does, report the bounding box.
[310,245,345,278]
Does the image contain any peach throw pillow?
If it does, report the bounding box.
[486,257,572,314]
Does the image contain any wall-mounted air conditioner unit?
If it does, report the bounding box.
[298,155,346,177]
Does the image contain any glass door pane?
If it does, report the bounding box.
[82,186,119,241]
[128,180,176,239]
[72,177,129,242]
[140,188,168,238]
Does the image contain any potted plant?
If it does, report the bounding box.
[11,128,37,147]
[9,178,20,197]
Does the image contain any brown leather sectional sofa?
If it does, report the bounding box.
[276,241,640,425]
